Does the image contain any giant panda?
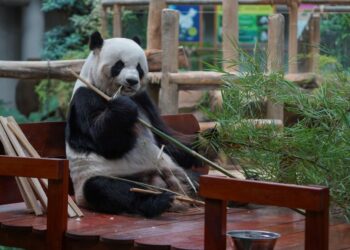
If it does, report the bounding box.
[65,32,202,218]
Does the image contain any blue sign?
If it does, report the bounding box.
[169,5,200,42]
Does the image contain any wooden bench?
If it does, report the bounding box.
[0,114,349,250]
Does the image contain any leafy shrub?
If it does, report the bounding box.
[202,46,350,220]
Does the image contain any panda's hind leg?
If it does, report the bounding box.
[83,176,174,218]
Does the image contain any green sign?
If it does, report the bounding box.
[217,5,273,44]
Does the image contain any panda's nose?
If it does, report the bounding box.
[126,78,139,86]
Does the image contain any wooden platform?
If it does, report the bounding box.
[0,203,349,250]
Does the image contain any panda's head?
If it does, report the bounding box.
[88,32,148,97]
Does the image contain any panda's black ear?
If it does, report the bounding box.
[132,36,141,46]
[89,32,104,50]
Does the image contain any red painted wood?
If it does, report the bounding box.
[200,175,329,211]
[19,122,66,158]
[162,114,200,135]
[0,155,66,180]
[200,175,330,250]
[204,199,226,250]
[47,160,68,250]
[0,177,21,204]
[305,209,329,250]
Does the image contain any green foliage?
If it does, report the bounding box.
[120,10,147,47]
[321,14,350,68]
[37,1,98,120]
[42,0,100,59]
[202,46,350,220]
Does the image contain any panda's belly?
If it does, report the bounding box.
[66,128,185,206]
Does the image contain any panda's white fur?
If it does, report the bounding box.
[66,32,200,217]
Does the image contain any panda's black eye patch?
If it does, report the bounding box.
[137,63,144,79]
[111,60,125,77]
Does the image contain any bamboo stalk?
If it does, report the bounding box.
[130,188,204,206]
[0,117,43,215]
[68,69,236,178]
[7,118,84,218]
[3,117,48,211]
[0,121,33,211]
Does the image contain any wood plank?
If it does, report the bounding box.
[159,9,179,114]
[46,161,68,250]
[200,176,329,211]
[267,14,285,121]
[0,155,66,180]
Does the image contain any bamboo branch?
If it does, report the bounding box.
[68,69,235,178]
[130,187,204,206]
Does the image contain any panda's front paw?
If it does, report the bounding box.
[139,192,175,218]
[109,96,138,123]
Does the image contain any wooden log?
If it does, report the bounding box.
[113,4,122,37]
[146,0,166,104]
[102,0,350,5]
[309,13,320,73]
[266,14,285,121]
[159,9,179,115]
[147,71,316,89]
[288,0,299,74]
[0,49,188,80]
[101,5,109,38]
[222,0,239,71]
[147,0,166,50]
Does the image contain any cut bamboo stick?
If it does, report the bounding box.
[130,188,204,206]
[2,117,47,212]
[0,121,32,211]
[7,118,84,218]
[0,117,43,215]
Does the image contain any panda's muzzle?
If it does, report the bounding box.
[126,78,139,86]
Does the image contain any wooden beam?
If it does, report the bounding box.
[146,0,166,104]
[113,4,122,37]
[0,49,188,80]
[309,13,320,73]
[148,71,316,89]
[102,0,350,6]
[159,9,179,115]
[222,0,239,71]
[101,5,108,38]
[267,14,285,121]
[288,0,299,74]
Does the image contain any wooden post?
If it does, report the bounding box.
[267,14,285,121]
[101,5,108,38]
[113,4,122,37]
[159,9,179,115]
[222,0,239,71]
[204,199,227,250]
[211,0,239,110]
[309,13,320,73]
[288,0,298,73]
[146,0,166,105]
[305,189,329,250]
[47,161,68,250]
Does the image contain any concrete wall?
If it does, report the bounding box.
[0,5,22,108]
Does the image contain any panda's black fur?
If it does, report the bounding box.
[65,32,202,218]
